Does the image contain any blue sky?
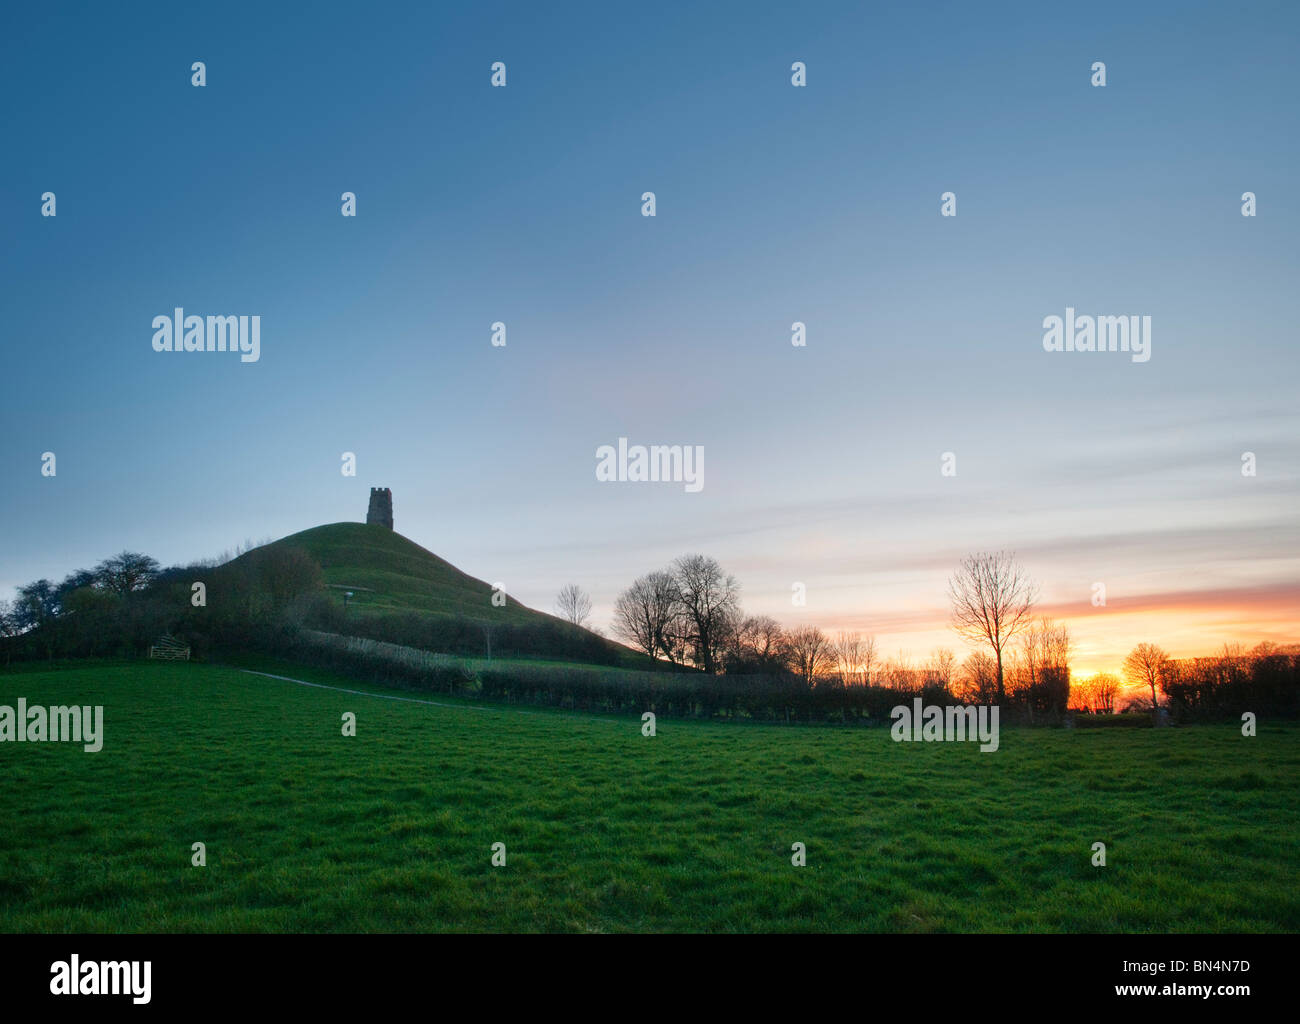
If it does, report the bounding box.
[3,1,1297,671]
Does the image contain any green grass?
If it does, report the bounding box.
[250,522,651,668]
[261,522,566,626]
[1,662,1297,932]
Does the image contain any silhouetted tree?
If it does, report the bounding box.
[613,571,681,663]
[925,647,957,691]
[1012,617,1072,719]
[834,631,877,686]
[671,554,739,674]
[54,568,97,606]
[954,651,999,703]
[726,615,787,674]
[1074,672,1120,713]
[93,551,160,596]
[1124,642,1170,716]
[783,625,835,684]
[15,579,59,629]
[948,551,1038,702]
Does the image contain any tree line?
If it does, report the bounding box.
[0,544,617,667]
[5,544,1295,723]
[603,550,1071,716]
[600,549,1296,722]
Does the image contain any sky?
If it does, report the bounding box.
[2,1,1297,676]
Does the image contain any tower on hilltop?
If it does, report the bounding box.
[366,487,393,529]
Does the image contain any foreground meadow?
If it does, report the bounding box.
[1,661,1296,932]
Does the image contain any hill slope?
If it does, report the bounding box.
[239,522,641,666]
[265,523,541,623]
[256,522,580,626]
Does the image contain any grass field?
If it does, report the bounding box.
[1,661,1296,932]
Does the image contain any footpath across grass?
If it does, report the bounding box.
[0,661,1296,932]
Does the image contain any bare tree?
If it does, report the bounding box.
[833,631,860,686]
[783,625,835,684]
[1092,672,1120,714]
[832,631,878,686]
[1123,642,1170,714]
[612,571,681,663]
[613,577,654,658]
[1219,642,1249,688]
[881,651,918,692]
[953,651,999,704]
[860,634,878,685]
[1075,671,1120,714]
[555,583,593,628]
[1019,617,1071,685]
[926,647,957,691]
[729,615,786,673]
[1012,616,1072,718]
[948,550,1038,702]
[671,554,740,674]
[651,573,692,666]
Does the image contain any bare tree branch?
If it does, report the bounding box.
[948,550,1038,702]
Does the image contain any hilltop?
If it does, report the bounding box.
[255,522,552,625]
[227,522,637,667]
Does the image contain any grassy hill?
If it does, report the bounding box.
[260,522,549,625]
[240,522,643,667]
[0,521,654,671]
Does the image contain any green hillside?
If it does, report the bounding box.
[240,522,641,666]
[260,522,547,625]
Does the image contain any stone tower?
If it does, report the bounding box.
[366,487,393,529]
